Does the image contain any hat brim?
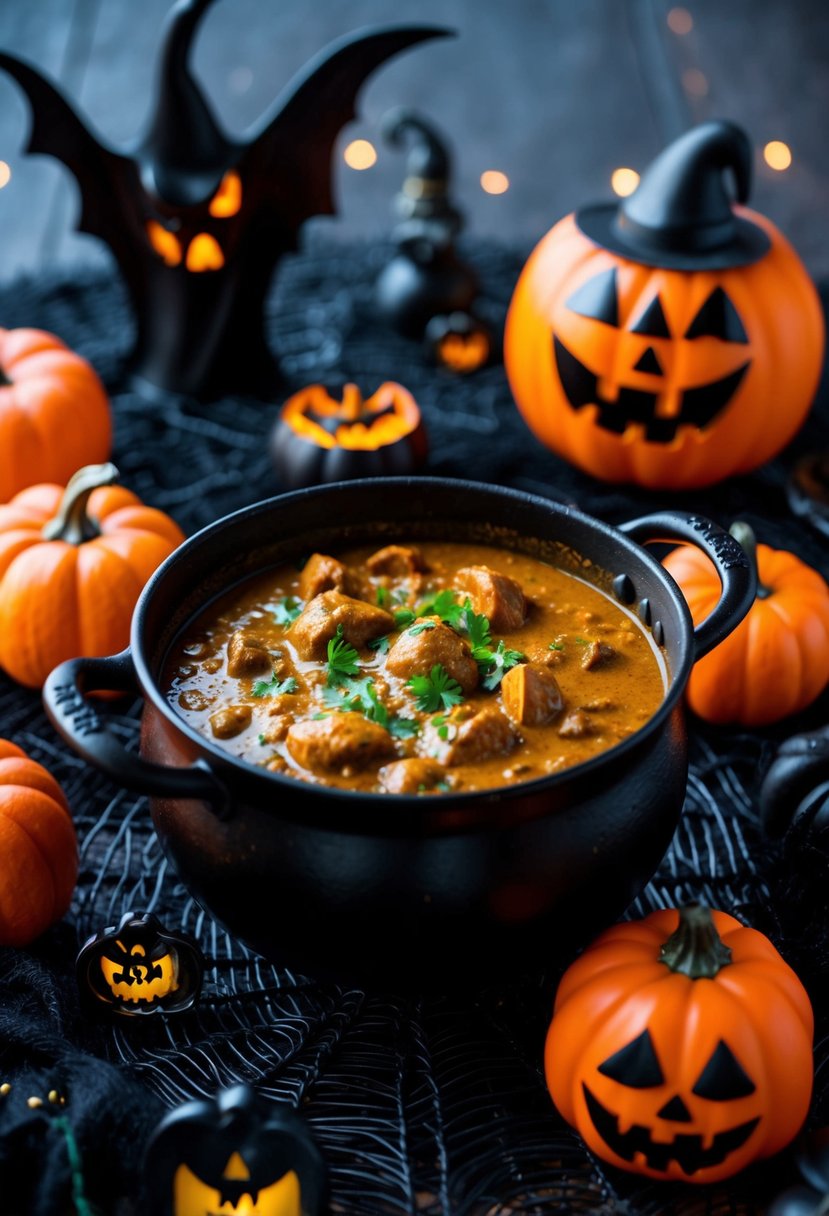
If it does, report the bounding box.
[576,203,771,271]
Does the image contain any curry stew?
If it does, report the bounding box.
[165,543,667,795]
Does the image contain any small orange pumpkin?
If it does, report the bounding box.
[0,738,77,946]
[545,905,813,1183]
[0,463,184,688]
[663,522,829,726]
[0,327,112,502]
[505,123,824,489]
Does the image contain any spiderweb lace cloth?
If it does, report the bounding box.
[0,237,827,1215]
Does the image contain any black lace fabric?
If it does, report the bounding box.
[0,238,827,1214]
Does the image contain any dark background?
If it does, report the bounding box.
[0,0,828,282]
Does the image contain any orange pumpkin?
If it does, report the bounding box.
[505,124,824,490]
[0,738,77,946]
[663,522,829,726]
[0,463,184,688]
[0,328,112,502]
[545,905,813,1183]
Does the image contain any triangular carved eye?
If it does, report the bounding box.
[631,295,670,338]
[598,1029,664,1088]
[566,268,619,326]
[692,1041,756,1100]
[684,287,748,343]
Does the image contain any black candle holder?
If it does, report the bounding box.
[0,2,449,401]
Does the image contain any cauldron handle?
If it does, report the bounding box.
[618,511,756,660]
[43,651,230,814]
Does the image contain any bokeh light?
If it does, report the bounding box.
[611,167,640,197]
[764,140,792,171]
[480,170,509,195]
[343,140,377,170]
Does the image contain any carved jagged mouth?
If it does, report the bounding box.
[553,337,750,444]
[582,1085,760,1175]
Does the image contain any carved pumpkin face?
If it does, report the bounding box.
[270,382,428,491]
[145,171,244,273]
[505,211,824,489]
[146,1084,326,1216]
[581,1025,764,1181]
[76,912,203,1016]
[425,312,492,373]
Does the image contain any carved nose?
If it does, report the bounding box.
[633,345,663,374]
[657,1095,692,1122]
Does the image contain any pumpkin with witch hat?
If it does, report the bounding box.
[506,121,824,489]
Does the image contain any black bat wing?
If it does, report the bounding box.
[0,51,135,244]
[239,25,453,227]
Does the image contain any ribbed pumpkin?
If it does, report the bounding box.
[545,906,813,1183]
[663,522,829,725]
[0,327,112,502]
[0,738,77,946]
[0,463,184,688]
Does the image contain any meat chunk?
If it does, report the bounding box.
[581,641,617,671]
[299,553,350,601]
[558,710,593,739]
[367,545,426,578]
[501,663,563,727]
[455,565,527,631]
[386,620,478,694]
[291,591,394,660]
[286,713,394,772]
[379,757,447,794]
[443,706,518,766]
[259,714,292,744]
[227,630,272,678]
[209,705,252,739]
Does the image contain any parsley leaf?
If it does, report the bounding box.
[407,664,464,713]
[252,675,298,698]
[393,607,416,629]
[389,716,420,739]
[326,625,360,686]
[481,640,525,691]
[573,636,590,646]
[461,599,492,655]
[548,641,564,652]
[376,586,390,607]
[368,634,390,655]
[408,619,437,636]
[418,588,463,627]
[271,596,302,626]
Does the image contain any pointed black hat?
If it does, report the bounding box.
[576,121,770,270]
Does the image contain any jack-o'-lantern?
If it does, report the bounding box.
[76,911,203,1016]
[425,311,492,373]
[0,5,445,399]
[545,905,813,1182]
[506,122,824,489]
[270,381,428,490]
[145,1084,327,1216]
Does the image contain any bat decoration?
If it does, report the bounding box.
[76,911,204,1017]
[145,1083,327,1216]
[270,381,428,490]
[0,3,451,400]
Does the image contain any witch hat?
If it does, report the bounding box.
[382,107,462,235]
[577,121,771,270]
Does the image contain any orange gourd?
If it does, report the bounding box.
[505,125,824,490]
[663,522,829,725]
[545,905,813,1183]
[0,738,77,946]
[0,463,184,688]
[0,328,112,502]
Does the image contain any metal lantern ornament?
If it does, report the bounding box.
[145,1084,327,1216]
[0,3,447,401]
[505,121,825,490]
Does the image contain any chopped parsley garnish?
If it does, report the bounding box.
[320,673,419,738]
[368,634,390,655]
[460,600,492,661]
[257,733,267,745]
[407,619,437,636]
[418,588,463,627]
[389,716,420,739]
[480,640,525,691]
[376,586,390,607]
[407,664,464,713]
[548,641,564,652]
[435,780,451,792]
[392,586,412,605]
[573,636,590,646]
[326,625,360,686]
[252,675,298,698]
[430,713,456,741]
[393,607,416,629]
[271,596,302,626]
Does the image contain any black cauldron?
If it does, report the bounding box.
[44,479,754,985]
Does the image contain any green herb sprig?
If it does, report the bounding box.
[271,597,302,626]
[252,675,298,698]
[326,625,360,686]
[407,664,464,713]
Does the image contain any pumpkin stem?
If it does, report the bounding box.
[659,905,732,978]
[729,521,771,600]
[41,462,119,545]
[342,383,364,422]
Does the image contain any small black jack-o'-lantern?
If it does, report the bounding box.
[145,1084,326,1216]
[425,310,493,373]
[76,911,203,1016]
[0,3,448,400]
[270,381,428,490]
